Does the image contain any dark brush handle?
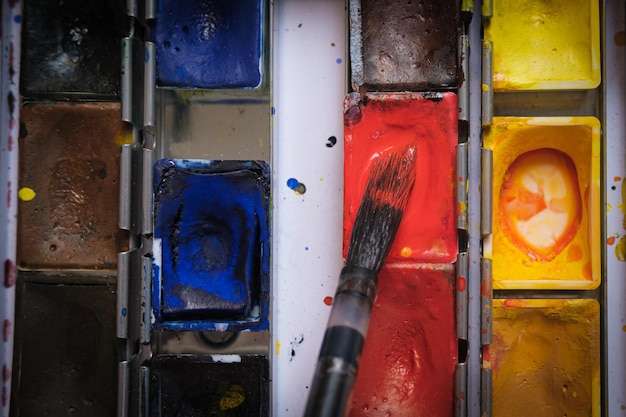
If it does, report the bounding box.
[304,267,377,417]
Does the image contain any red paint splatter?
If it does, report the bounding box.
[2,365,9,382]
[614,176,622,182]
[6,181,10,208]
[323,296,333,306]
[7,134,13,152]
[4,259,15,288]
[482,328,488,335]
[458,176,463,182]
[607,235,616,245]
[457,275,466,292]
[482,347,491,363]
[350,265,456,417]
[2,320,10,343]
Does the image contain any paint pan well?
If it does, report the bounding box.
[149,355,269,416]
[153,159,270,331]
[485,0,600,91]
[484,117,601,289]
[349,264,456,417]
[486,299,600,417]
[343,92,458,264]
[151,0,266,89]
[17,102,129,271]
[10,276,117,417]
[350,0,460,91]
[20,0,126,98]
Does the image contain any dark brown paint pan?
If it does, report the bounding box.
[17,102,130,271]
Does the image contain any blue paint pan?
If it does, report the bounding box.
[153,159,270,331]
[151,0,266,89]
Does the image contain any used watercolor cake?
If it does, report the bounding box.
[343,92,458,264]
[483,117,601,290]
[152,158,270,331]
[349,265,457,417]
[485,299,600,417]
[151,0,266,89]
[484,0,600,90]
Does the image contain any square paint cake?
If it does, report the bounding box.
[343,92,458,265]
[152,159,270,331]
[485,299,600,417]
[151,0,266,89]
[484,0,600,90]
[349,264,456,417]
[483,117,601,290]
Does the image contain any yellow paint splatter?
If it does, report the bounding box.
[607,203,612,213]
[219,384,245,410]
[622,325,626,332]
[18,187,36,201]
[616,236,626,262]
[275,339,281,356]
[482,83,490,92]
[400,246,412,258]
[115,123,133,146]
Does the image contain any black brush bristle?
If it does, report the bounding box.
[346,142,417,273]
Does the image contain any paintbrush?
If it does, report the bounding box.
[304,142,417,417]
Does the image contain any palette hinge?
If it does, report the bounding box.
[480,368,492,417]
[457,142,469,230]
[144,42,156,134]
[117,250,131,339]
[455,362,468,417]
[121,36,146,127]
[126,0,138,18]
[348,0,364,91]
[142,148,154,235]
[481,0,493,19]
[145,0,157,20]
[140,365,151,417]
[480,257,492,346]
[481,39,493,127]
[456,251,469,340]
[461,0,473,16]
[140,254,152,345]
[458,34,470,124]
[118,360,130,417]
[120,144,133,231]
[480,148,493,236]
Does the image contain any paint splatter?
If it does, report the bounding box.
[615,31,626,46]
[400,246,412,258]
[287,178,306,195]
[275,339,281,356]
[615,236,626,262]
[457,275,466,292]
[289,334,304,362]
[2,320,10,343]
[4,260,15,288]
[219,384,245,410]
[18,187,36,201]
[326,136,337,147]
[336,58,342,64]
[323,296,333,306]
[607,235,616,245]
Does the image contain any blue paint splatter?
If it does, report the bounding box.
[153,159,270,332]
[336,58,342,64]
[287,178,306,194]
[121,308,127,317]
[152,0,265,89]
[14,15,21,23]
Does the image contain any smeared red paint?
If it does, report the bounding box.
[343,93,458,264]
[349,265,456,417]
[323,296,333,306]
[2,320,10,343]
[4,259,15,288]
[7,134,13,152]
[6,181,10,208]
[480,279,491,297]
[483,347,491,363]
[457,275,466,292]
[2,365,10,382]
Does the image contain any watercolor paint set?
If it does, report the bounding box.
[0,0,625,416]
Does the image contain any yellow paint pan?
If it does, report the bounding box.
[485,0,600,91]
[484,117,601,290]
